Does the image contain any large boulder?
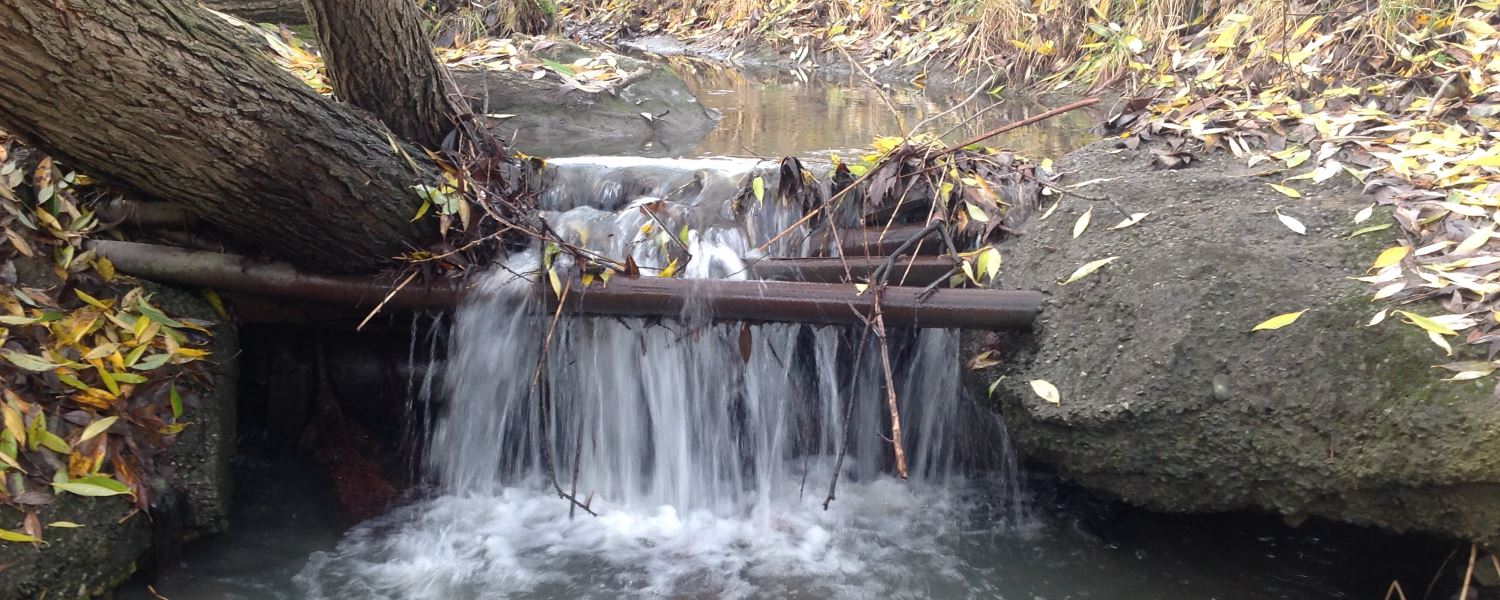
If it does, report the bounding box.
[981,141,1500,544]
[452,41,718,157]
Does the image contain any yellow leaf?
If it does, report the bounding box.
[1268,183,1302,198]
[977,247,1002,281]
[1394,310,1458,336]
[1370,246,1410,270]
[47,521,83,528]
[547,267,562,298]
[1028,379,1060,404]
[1060,256,1119,285]
[960,259,977,285]
[1072,206,1092,238]
[2,403,25,446]
[752,176,765,204]
[1251,310,1306,331]
[657,258,680,278]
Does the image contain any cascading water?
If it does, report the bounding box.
[295,157,1027,599]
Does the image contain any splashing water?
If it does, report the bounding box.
[295,157,1026,599]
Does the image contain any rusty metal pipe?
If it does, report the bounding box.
[90,240,1041,330]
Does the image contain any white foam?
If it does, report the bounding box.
[295,468,1003,599]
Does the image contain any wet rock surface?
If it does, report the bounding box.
[979,140,1500,545]
[452,41,718,157]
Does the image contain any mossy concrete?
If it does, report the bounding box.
[0,270,237,598]
[976,141,1500,545]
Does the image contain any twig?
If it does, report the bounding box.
[939,97,1100,155]
[568,403,586,520]
[865,290,907,479]
[1043,184,1132,220]
[1459,543,1477,600]
[823,323,871,510]
[356,269,420,331]
[531,278,598,517]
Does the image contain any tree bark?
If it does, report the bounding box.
[0,0,439,273]
[303,0,455,149]
[202,0,305,24]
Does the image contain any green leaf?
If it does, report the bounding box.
[0,528,37,543]
[36,430,69,454]
[123,344,149,367]
[130,354,172,371]
[541,58,577,77]
[136,296,185,328]
[170,386,183,419]
[80,416,118,442]
[2,350,61,372]
[53,475,130,497]
[110,372,146,384]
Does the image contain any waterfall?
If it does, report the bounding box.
[296,157,1026,599]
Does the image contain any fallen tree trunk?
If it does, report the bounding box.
[91,241,1041,330]
[0,0,440,273]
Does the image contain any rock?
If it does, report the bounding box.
[979,140,1500,546]
[451,41,718,157]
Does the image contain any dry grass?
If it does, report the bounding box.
[558,0,1466,90]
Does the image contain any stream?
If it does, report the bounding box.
[119,67,1443,600]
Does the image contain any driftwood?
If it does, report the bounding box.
[89,241,1041,330]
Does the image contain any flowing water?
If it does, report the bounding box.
[294,154,1026,598]
[119,69,1448,600]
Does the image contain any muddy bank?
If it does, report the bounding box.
[977,141,1500,545]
